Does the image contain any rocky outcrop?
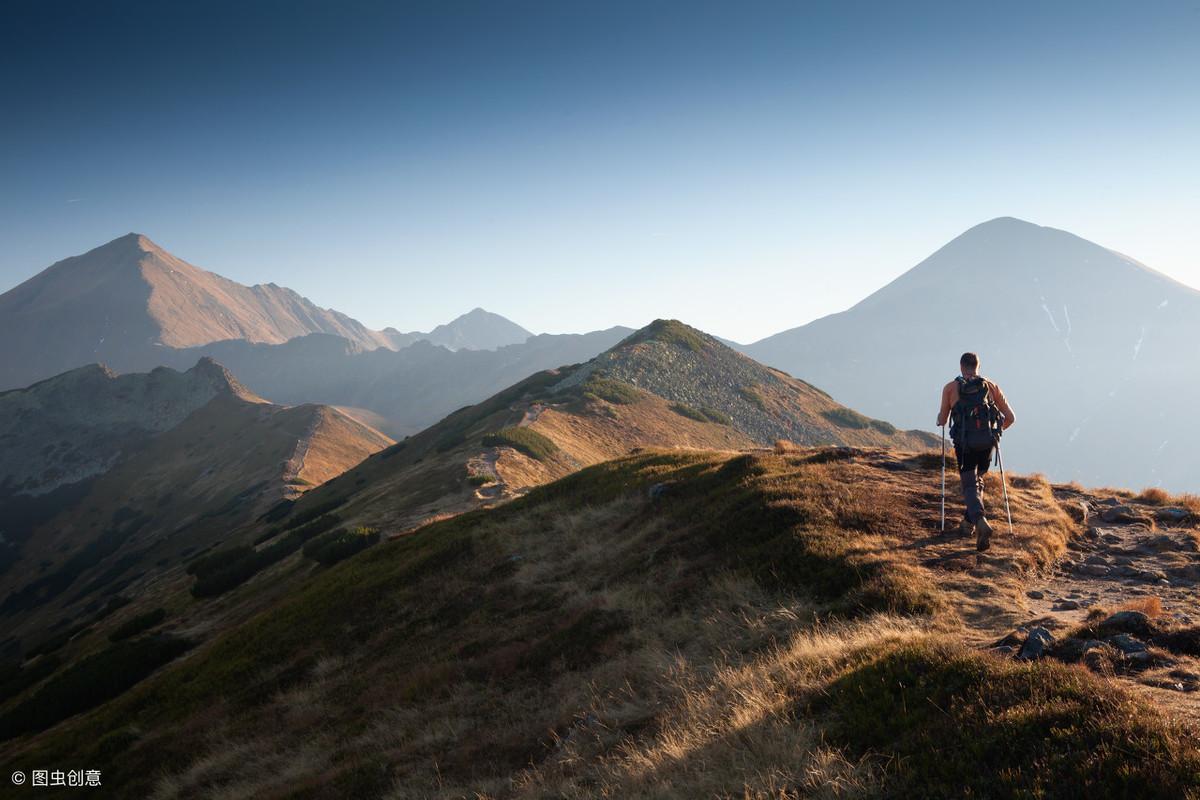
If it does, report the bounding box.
[0,358,252,496]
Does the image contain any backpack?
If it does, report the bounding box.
[950,376,1001,451]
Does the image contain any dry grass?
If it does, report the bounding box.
[1138,487,1173,505]
[1122,596,1166,618]
[8,448,1196,799]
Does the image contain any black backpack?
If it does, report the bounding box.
[950,376,1001,451]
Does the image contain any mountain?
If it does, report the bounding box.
[145,327,636,437]
[744,217,1200,491]
[0,235,536,391]
[382,307,533,351]
[0,358,391,642]
[0,358,249,497]
[6,445,1199,796]
[0,234,400,388]
[269,319,936,536]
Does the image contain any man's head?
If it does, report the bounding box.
[960,352,979,377]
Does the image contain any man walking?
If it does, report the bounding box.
[937,352,1015,551]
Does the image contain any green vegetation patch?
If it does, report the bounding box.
[482,427,558,461]
[820,640,1200,798]
[191,514,342,597]
[624,319,708,352]
[738,385,768,411]
[0,655,61,704]
[670,403,731,425]
[108,608,167,642]
[0,635,192,741]
[303,527,381,567]
[820,407,872,429]
[581,375,642,405]
[819,407,898,435]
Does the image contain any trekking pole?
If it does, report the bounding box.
[940,424,946,532]
[996,441,1014,537]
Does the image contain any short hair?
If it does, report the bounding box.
[960,352,979,369]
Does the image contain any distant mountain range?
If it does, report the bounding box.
[288,319,936,536]
[743,217,1200,491]
[146,327,634,438]
[0,234,534,390]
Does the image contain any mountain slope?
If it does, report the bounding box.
[745,217,1200,490]
[0,360,391,643]
[0,234,401,388]
[278,319,935,539]
[149,327,635,437]
[0,358,251,497]
[5,447,1199,797]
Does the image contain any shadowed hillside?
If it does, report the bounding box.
[3,448,1198,798]
[0,359,392,649]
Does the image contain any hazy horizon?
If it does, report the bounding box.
[3,1,1198,342]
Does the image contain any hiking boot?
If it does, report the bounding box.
[957,518,973,538]
[976,516,994,552]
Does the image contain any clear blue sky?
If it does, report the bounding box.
[2,0,1197,342]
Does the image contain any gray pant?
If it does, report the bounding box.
[956,445,993,523]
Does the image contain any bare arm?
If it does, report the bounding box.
[936,382,954,427]
[991,382,1016,430]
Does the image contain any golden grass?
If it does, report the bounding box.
[10,447,1193,798]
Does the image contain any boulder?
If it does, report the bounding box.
[1018,627,1055,660]
[1077,563,1111,577]
[1108,633,1147,655]
[1156,507,1192,524]
[1101,505,1152,525]
[1025,590,1045,600]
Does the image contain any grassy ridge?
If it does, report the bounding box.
[4,449,1197,798]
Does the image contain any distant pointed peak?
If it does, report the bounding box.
[105,232,160,252]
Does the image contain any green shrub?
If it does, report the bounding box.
[820,407,871,429]
[669,403,708,422]
[282,497,349,531]
[0,654,61,704]
[481,427,558,461]
[191,515,343,597]
[670,403,731,425]
[303,527,381,566]
[626,319,707,352]
[467,473,494,486]
[869,418,897,435]
[0,635,192,741]
[581,376,641,405]
[26,622,91,659]
[108,608,167,642]
[186,545,254,576]
[820,407,897,435]
[739,386,768,410]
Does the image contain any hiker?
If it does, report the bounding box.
[936,352,1015,551]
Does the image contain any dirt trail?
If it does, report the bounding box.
[1025,489,1199,628]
